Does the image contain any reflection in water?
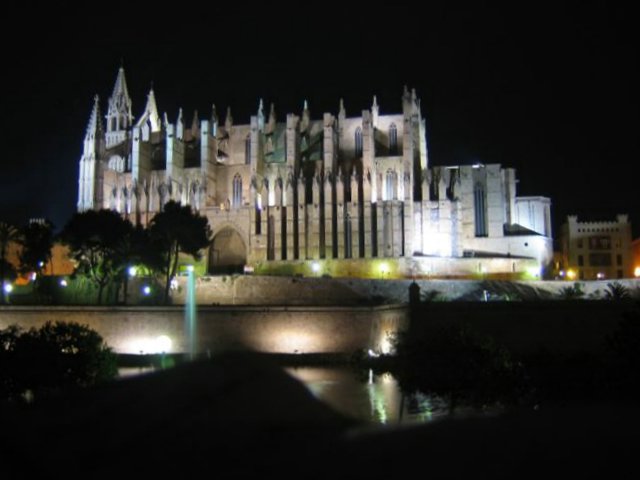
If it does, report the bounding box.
[118,366,156,378]
[118,364,446,425]
[287,366,447,425]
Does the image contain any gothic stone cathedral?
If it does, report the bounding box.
[78,68,553,277]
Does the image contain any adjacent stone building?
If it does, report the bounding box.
[77,68,553,277]
[560,215,633,280]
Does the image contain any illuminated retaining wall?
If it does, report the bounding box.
[2,298,636,355]
[168,275,640,305]
[0,305,408,355]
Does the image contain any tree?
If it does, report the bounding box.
[0,321,117,402]
[59,210,134,304]
[19,219,54,300]
[0,221,21,304]
[112,225,163,304]
[148,201,212,304]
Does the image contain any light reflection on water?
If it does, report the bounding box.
[118,366,155,378]
[117,364,447,425]
[286,366,448,425]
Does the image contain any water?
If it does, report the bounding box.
[286,366,448,424]
[117,364,448,425]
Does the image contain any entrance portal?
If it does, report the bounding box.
[208,228,247,274]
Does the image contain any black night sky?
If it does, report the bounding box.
[1,3,637,240]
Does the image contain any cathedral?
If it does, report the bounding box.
[77,68,553,278]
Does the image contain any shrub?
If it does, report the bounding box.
[559,282,585,300]
[604,282,631,301]
[0,321,117,402]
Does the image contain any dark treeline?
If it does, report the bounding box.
[1,201,211,305]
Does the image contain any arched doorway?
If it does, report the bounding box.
[208,228,247,274]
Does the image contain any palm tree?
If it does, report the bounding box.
[0,222,22,303]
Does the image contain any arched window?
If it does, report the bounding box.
[389,123,398,155]
[355,127,363,157]
[245,134,251,165]
[385,169,397,201]
[474,182,487,237]
[233,174,242,208]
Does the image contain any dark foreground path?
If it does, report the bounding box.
[1,354,637,479]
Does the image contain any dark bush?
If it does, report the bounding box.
[0,321,117,402]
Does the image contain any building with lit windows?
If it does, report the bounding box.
[560,215,633,280]
[77,68,553,277]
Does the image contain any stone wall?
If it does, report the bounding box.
[0,304,409,356]
[169,275,640,305]
[2,299,635,355]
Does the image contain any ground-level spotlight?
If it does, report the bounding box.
[128,266,137,277]
[311,261,320,273]
[3,283,13,294]
[59,278,68,287]
[527,265,541,278]
[634,266,640,278]
[379,262,389,277]
[566,269,576,280]
[142,285,152,295]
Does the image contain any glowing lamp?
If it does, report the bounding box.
[567,269,576,280]
[527,266,541,278]
[3,283,13,293]
[379,262,389,277]
[634,267,640,278]
[311,261,320,273]
[142,285,151,295]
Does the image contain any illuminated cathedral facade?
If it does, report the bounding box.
[78,68,552,277]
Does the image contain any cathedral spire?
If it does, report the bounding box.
[191,110,200,138]
[257,98,265,131]
[107,67,132,124]
[265,102,276,134]
[210,104,218,136]
[371,95,379,128]
[86,95,103,137]
[78,95,105,212]
[402,85,415,117]
[301,99,310,132]
[176,108,184,139]
[105,66,133,147]
[338,98,346,126]
[136,86,161,132]
[211,104,218,125]
[225,106,233,131]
